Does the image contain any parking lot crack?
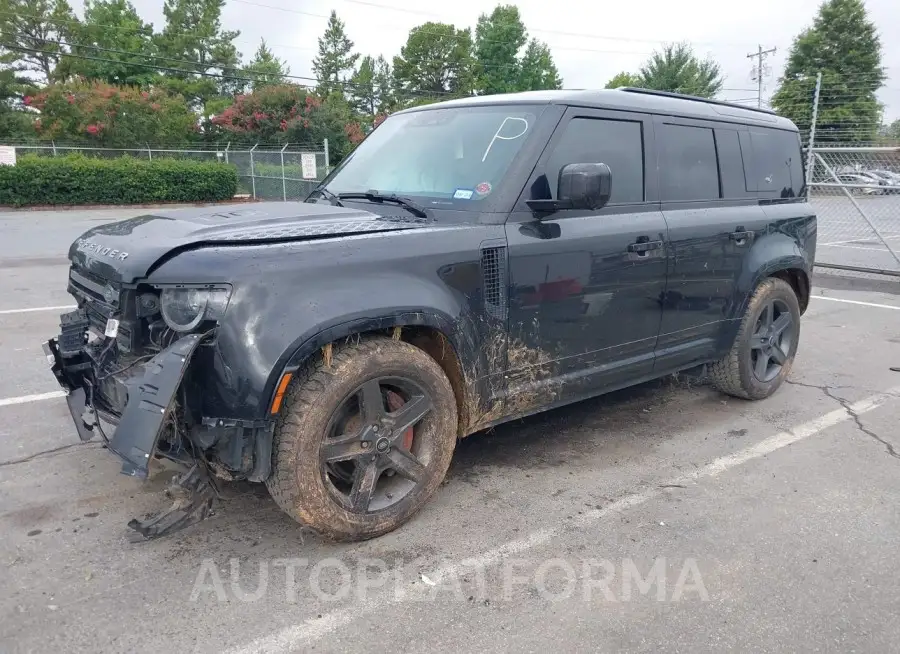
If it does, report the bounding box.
[0,443,101,468]
[822,388,900,461]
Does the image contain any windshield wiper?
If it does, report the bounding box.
[307,185,344,207]
[337,190,430,219]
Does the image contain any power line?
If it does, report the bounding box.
[228,0,656,56]
[335,0,763,49]
[1,41,458,99]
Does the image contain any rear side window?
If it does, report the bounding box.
[543,117,645,204]
[748,129,804,198]
[658,123,721,202]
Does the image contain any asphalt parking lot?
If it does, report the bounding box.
[2,207,900,653]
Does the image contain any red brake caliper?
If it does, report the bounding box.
[385,390,414,451]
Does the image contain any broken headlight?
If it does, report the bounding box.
[159,287,231,333]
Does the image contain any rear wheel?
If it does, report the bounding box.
[710,277,801,400]
[266,336,458,541]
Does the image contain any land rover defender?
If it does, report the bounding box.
[44,88,816,541]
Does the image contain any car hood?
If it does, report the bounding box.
[68,201,430,283]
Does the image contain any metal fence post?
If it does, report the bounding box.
[805,72,822,188]
[146,143,152,161]
[250,143,258,199]
[323,138,330,176]
[281,143,289,201]
[51,141,57,157]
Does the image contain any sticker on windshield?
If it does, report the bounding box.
[453,188,474,200]
[475,182,492,196]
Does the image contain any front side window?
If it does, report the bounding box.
[542,117,645,204]
[321,104,542,205]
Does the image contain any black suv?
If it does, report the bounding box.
[44,88,816,541]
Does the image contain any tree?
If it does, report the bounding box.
[26,81,199,145]
[58,0,157,87]
[0,55,36,139]
[0,0,78,82]
[770,0,884,143]
[474,4,526,95]
[605,71,641,89]
[209,83,362,158]
[245,39,289,91]
[312,10,358,97]
[886,119,900,142]
[473,5,561,94]
[154,0,242,112]
[517,40,562,91]
[393,22,475,103]
[635,43,723,98]
[348,54,393,124]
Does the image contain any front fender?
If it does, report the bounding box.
[144,224,507,423]
[209,272,497,422]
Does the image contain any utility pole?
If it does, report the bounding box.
[747,45,777,108]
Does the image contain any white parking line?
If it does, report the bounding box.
[819,243,894,252]
[812,296,900,311]
[0,304,75,316]
[226,387,900,654]
[820,234,900,247]
[0,390,66,408]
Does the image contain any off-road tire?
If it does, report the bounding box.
[266,335,458,542]
[710,277,801,400]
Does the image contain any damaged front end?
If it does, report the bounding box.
[44,270,272,539]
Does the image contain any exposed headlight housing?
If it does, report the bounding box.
[159,286,231,333]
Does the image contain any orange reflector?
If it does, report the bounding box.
[270,372,293,414]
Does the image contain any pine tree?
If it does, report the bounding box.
[771,0,885,143]
[245,38,289,91]
[473,5,562,94]
[312,10,359,96]
[518,40,562,91]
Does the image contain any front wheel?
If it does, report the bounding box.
[710,277,801,400]
[266,336,458,541]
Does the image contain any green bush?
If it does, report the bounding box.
[0,154,239,207]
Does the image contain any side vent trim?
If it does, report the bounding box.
[480,244,508,322]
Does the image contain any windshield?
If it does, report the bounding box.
[320,104,542,206]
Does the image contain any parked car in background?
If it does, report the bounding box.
[865,169,900,193]
[837,172,886,194]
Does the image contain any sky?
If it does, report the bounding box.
[106,0,899,122]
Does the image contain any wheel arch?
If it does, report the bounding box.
[267,311,475,437]
[734,232,812,319]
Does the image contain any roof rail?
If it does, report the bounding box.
[616,87,778,116]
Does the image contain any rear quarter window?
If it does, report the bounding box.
[748,129,804,198]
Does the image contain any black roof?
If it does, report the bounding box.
[398,87,798,131]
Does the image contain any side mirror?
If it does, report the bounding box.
[525,162,612,214]
[558,162,611,210]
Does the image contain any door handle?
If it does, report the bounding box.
[627,240,663,254]
[729,229,754,245]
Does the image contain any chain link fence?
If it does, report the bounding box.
[807,147,900,278]
[2,141,330,202]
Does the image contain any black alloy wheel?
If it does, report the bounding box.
[748,298,795,383]
[321,376,434,514]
